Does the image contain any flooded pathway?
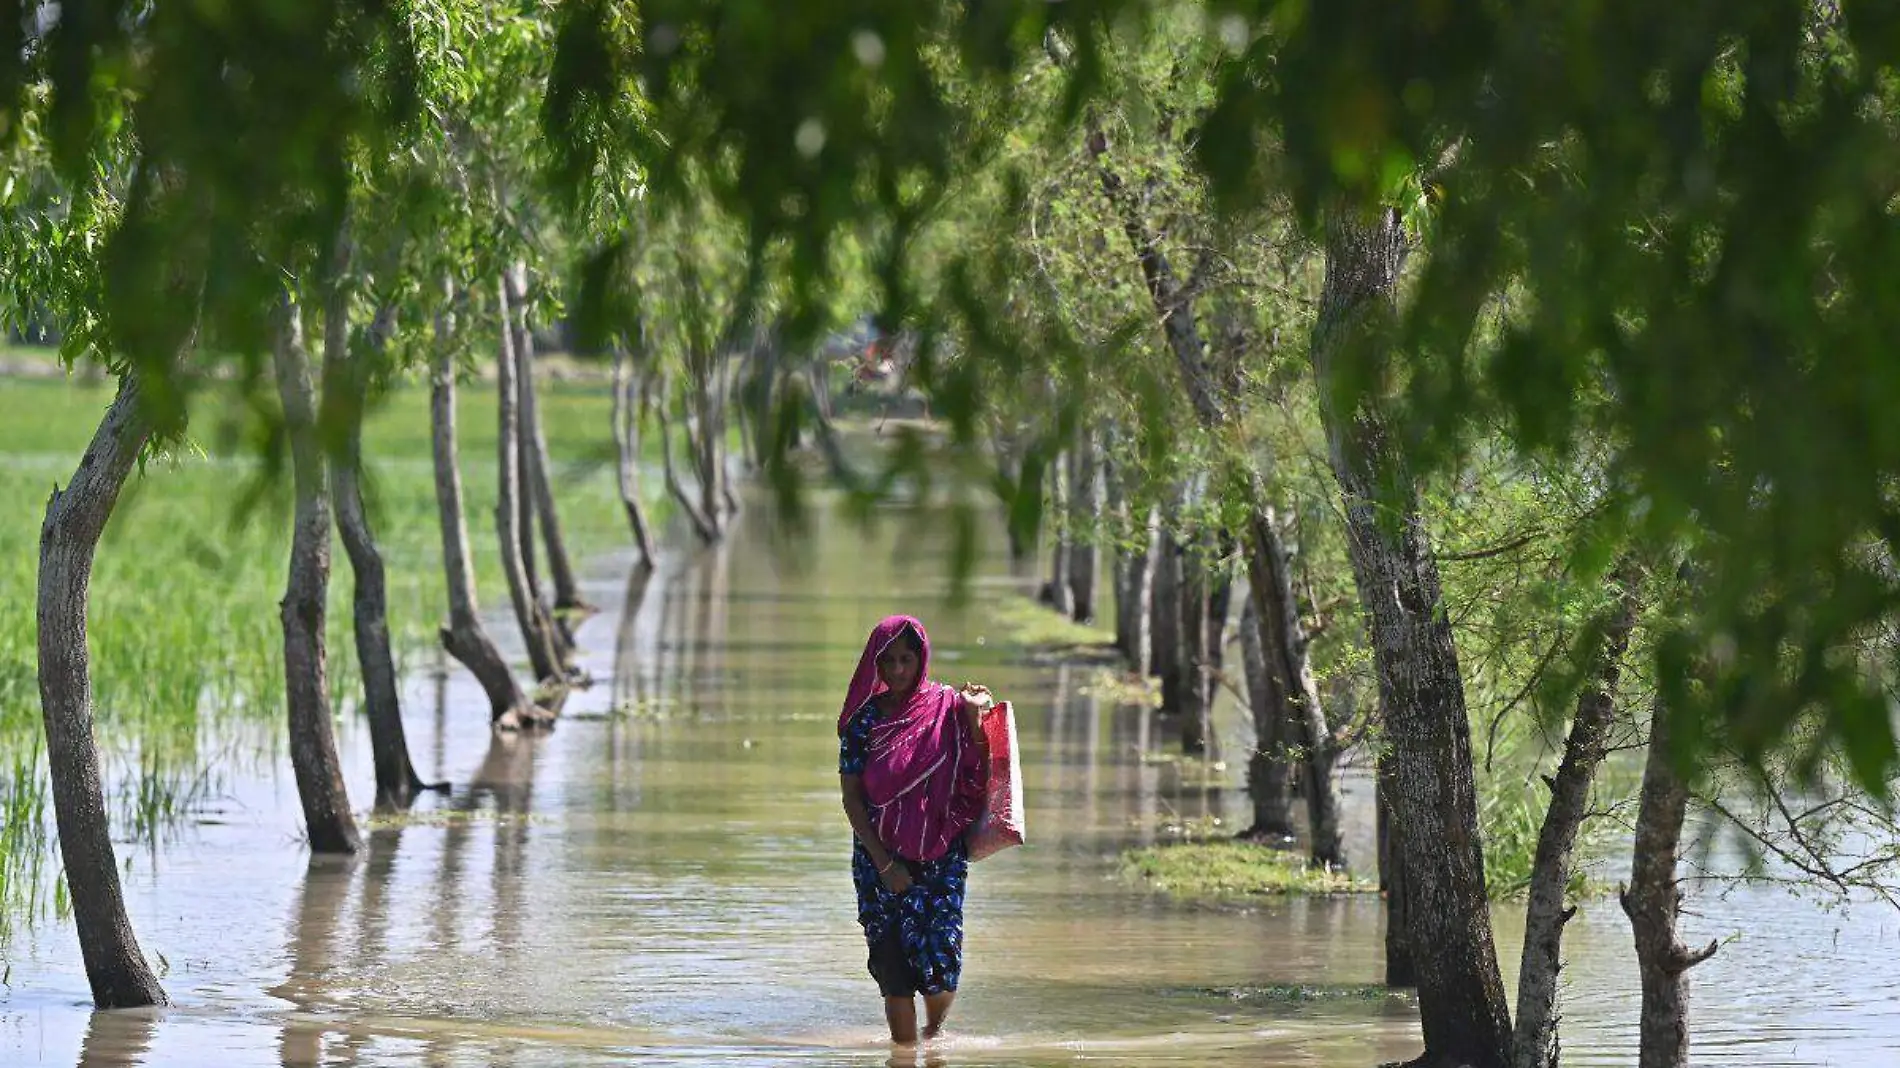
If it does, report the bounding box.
[3,501,1898,1066]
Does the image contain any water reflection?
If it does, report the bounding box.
[7,496,1899,1067]
[76,1009,157,1068]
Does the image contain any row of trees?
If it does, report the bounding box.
[10,4,1900,1068]
[11,0,820,1017]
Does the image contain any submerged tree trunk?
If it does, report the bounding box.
[1622,698,1718,1068]
[1239,599,1296,839]
[1378,767,1417,987]
[429,311,536,728]
[612,347,660,571]
[37,375,168,1008]
[1067,430,1100,623]
[1311,207,1510,1068]
[495,276,567,686]
[1514,564,1641,1068]
[506,263,586,614]
[322,269,435,809]
[273,298,362,856]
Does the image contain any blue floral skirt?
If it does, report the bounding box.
[851,835,969,996]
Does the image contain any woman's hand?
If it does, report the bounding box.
[959,683,994,727]
[880,861,913,895]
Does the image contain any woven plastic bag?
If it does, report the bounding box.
[968,700,1026,860]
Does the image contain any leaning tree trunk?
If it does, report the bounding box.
[1043,449,1074,617]
[1312,207,1510,1068]
[1514,562,1641,1068]
[506,263,586,614]
[273,298,362,856]
[323,288,433,809]
[1238,599,1296,839]
[1067,429,1100,623]
[1622,697,1718,1068]
[1378,766,1417,987]
[37,375,168,1008]
[611,347,660,571]
[429,312,536,728]
[495,276,566,685]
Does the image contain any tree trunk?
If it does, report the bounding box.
[1242,498,1344,868]
[658,372,722,544]
[1311,207,1509,1068]
[1086,121,1338,823]
[1621,697,1718,1068]
[612,347,660,571]
[1124,505,1159,677]
[1150,518,1183,710]
[1067,430,1100,623]
[1378,766,1417,987]
[506,263,586,614]
[1177,535,1209,756]
[323,287,435,808]
[1043,449,1074,617]
[1514,563,1642,1068]
[273,297,362,856]
[1239,599,1296,839]
[495,276,567,685]
[430,318,536,729]
[37,375,168,1009]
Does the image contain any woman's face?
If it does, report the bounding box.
[875,640,921,694]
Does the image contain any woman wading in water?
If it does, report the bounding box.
[838,615,993,1045]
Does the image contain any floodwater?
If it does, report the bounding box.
[3,500,1899,1067]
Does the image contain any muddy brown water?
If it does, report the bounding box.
[3,502,1898,1067]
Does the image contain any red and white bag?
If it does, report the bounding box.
[967,700,1026,860]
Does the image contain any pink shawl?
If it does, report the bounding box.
[839,615,988,862]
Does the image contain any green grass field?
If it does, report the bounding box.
[0,370,661,934]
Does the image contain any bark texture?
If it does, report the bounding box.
[1311,207,1509,1068]
[273,299,362,856]
[37,375,168,1008]
[495,276,567,685]
[506,263,586,613]
[1378,766,1418,987]
[429,311,534,725]
[1622,699,1718,1068]
[1513,564,1641,1068]
[1239,599,1296,839]
[323,284,433,808]
[1243,497,1344,867]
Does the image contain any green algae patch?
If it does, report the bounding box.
[1120,841,1373,899]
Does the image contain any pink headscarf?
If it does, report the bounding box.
[839,615,988,862]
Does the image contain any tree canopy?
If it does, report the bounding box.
[7,1,1900,788]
